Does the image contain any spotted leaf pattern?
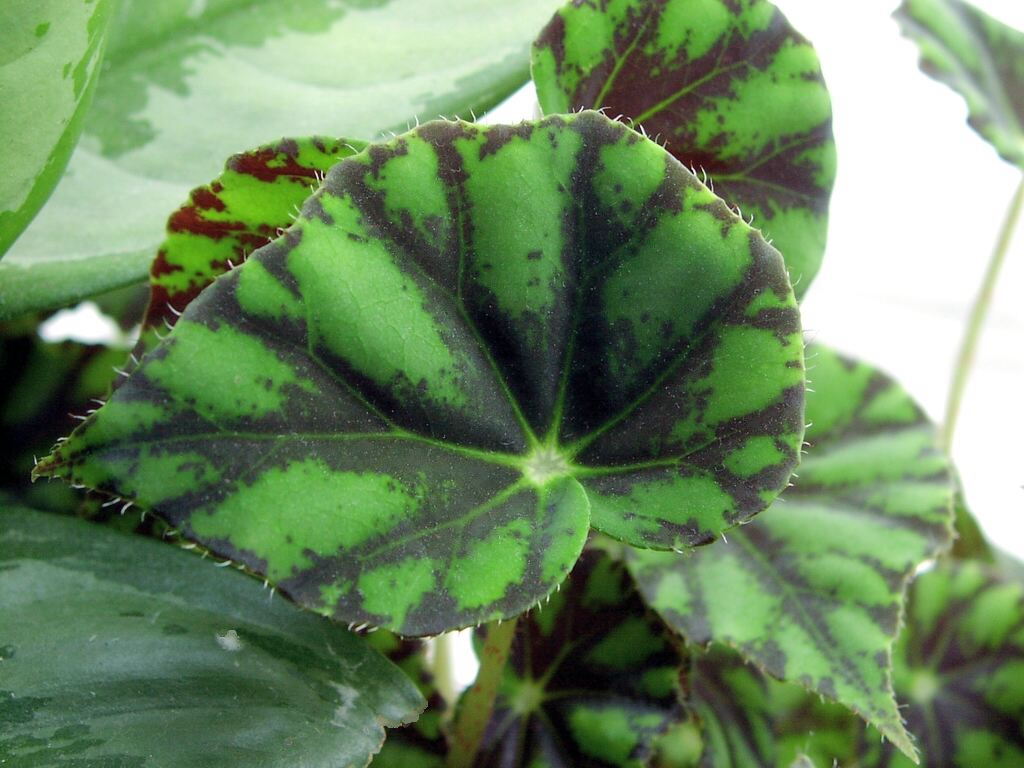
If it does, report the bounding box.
[139,136,367,347]
[475,547,684,767]
[896,0,1024,168]
[36,111,804,636]
[533,0,836,297]
[628,345,955,759]
[0,504,424,767]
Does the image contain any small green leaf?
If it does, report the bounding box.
[0,0,114,258]
[37,111,804,635]
[475,546,684,767]
[0,0,563,321]
[895,0,1024,168]
[628,345,955,760]
[0,504,424,766]
[532,0,836,297]
[138,136,367,348]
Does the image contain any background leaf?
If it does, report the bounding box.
[0,505,424,767]
[37,111,803,635]
[895,0,1024,168]
[532,0,836,297]
[0,0,114,259]
[0,0,562,321]
[136,135,367,352]
[628,345,955,760]
[475,546,684,767]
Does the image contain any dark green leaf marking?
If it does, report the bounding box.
[475,546,684,767]
[628,345,955,759]
[533,0,836,297]
[896,0,1024,168]
[0,504,423,767]
[859,561,1024,767]
[140,136,367,348]
[37,111,804,635]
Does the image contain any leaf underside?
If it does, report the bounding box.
[628,345,955,760]
[476,546,684,768]
[38,111,804,636]
[532,0,836,297]
[895,0,1024,168]
[0,505,423,767]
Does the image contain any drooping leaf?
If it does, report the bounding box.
[137,136,367,352]
[36,111,805,635]
[857,561,1024,767]
[474,546,684,767]
[0,0,114,258]
[0,0,563,321]
[628,345,955,759]
[0,504,424,766]
[532,0,836,297]
[895,0,1024,168]
[369,632,449,768]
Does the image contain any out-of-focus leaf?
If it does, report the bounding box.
[474,547,684,767]
[533,0,836,297]
[0,0,563,321]
[36,112,804,635]
[0,504,424,767]
[895,0,1024,168]
[0,0,114,258]
[629,345,955,760]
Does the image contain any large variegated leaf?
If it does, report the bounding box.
[895,0,1024,168]
[0,0,563,321]
[475,547,684,767]
[532,0,836,297]
[0,0,113,259]
[137,136,367,349]
[0,504,424,766]
[36,111,805,635]
[628,345,955,759]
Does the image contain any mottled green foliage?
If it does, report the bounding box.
[0,0,564,321]
[138,136,366,351]
[37,112,804,636]
[896,0,1024,168]
[0,505,423,767]
[533,0,836,297]
[861,561,1024,767]
[369,632,449,767]
[629,346,955,759]
[0,0,113,259]
[475,547,684,767]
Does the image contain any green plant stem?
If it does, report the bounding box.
[432,632,458,715]
[446,618,517,768]
[942,174,1024,453]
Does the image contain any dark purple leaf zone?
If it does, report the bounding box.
[141,137,366,341]
[475,547,684,768]
[533,0,836,296]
